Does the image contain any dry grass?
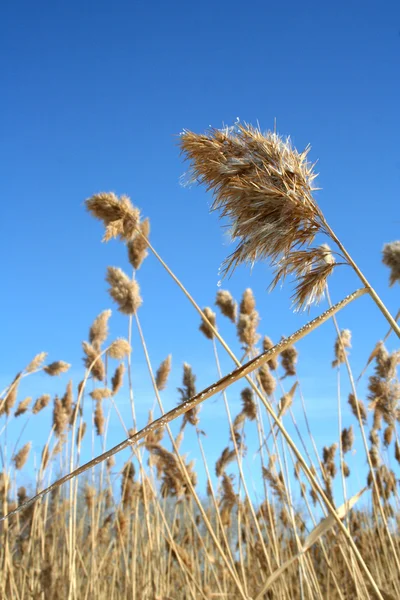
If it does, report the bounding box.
[1,129,400,599]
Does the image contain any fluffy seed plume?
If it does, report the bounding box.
[215,289,237,323]
[82,342,106,382]
[111,363,125,395]
[348,393,367,424]
[178,363,200,430]
[86,192,141,242]
[341,426,354,454]
[1,374,21,416]
[13,442,31,470]
[32,394,51,415]
[53,396,69,438]
[199,307,217,340]
[108,338,131,359]
[128,217,150,270]
[332,329,351,368]
[106,267,142,315]
[90,388,112,401]
[94,401,105,436]
[89,309,112,351]
[44,361,71,376]
[280,344,298,377]
[258,364,276,396]
[241,387,257,420]
[25,352,47,373]
[180,123,336,310]
[14,397,32,417]
[156,355,172,391]
[76,422,87,445]
[262,336,278,370]
[382,241,400,286]
[240,289,256,315]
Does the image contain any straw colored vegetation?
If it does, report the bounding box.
[1,123,400,599]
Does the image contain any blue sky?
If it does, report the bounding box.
[1,1,399,504]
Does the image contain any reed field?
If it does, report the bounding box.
[1,123,400,599]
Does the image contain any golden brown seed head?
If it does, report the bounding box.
[90,388,112,401]
[341,426,354,454]
[13,442,31,470]
[32,394,51,415]
[44,361,71,376]
[241,387,257,420]
[258,364,276,396]
[82,341,106,382]
[25,352,48,373]
[215,289,237,323]
[111,363,125,395]
[332,329,351,368]
[89,309,112,351]
[280,345,298,377]
[127,217,150,270]
[14,396,32,417]
[86,192,141,242]
[262,336,278,370]
[382,241,400,286]
[180,123,331,310]
[199,307,217,340]
[94,401,105,436]
[156,355,172,391]
[240,289,256,316]
[107,338,131,360]
[53,396,69,438]
[106,267,142,315]
[76,422,87,446]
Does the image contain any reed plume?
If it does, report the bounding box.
[215,289,237,323]
[128,217,150,270]
[199,307,217,340]
[89,309,112,350]
[382,241,400,286]
[86,192,141,242]
[14,396,32,417]
[106,267,142,315]
[43,361,71,376]
[156,355,172,391]
[13,442,31,470]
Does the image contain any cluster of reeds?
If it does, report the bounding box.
[1,123,400,599]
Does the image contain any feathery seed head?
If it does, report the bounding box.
[106,267,142,315]
[180,123,335,310]
[44,361,71,376]
[86,192,141,242]
[199,307,217,340]
[82,341,106,382]
[156,355,172,391]
[128,217,150,270]
[215,289,237,323]
[13,442,31,470]
[262,336,279,370]
[332,329,352,368]
[108,338,131,359]
[241,387,257,420]
[382,241,400,286]
[25,352,48,373]
[32,394,51,414]
[111,363,125,395]
[14,396,32,417]
[89,309,112,350]
[258,364,276,396]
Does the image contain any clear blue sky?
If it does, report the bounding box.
[1,1,399,501]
